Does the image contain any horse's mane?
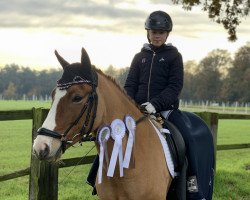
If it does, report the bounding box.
[93,66,139,109]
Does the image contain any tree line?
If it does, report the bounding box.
[0,42,250,103]
[182,42,250,103]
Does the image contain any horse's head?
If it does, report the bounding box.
[33,48,99,162]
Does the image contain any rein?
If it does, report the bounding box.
[37,70,98,153]
[136,115,147,124]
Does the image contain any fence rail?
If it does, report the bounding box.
[0,109,32,121]
[0,109,250,200]
[0,155,96,182]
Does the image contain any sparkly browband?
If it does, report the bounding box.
[57,76,91,90]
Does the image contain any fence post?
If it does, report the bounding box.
[29,108,59,200]
[196,112,218,170]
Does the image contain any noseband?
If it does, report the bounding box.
[37,70,98,153]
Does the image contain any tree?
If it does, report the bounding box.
[36,69,62,97]
[0,64,62,99]
[0,64,19,94]
[3,82,17,100]
[181,60,198,100]
[192,49,232,101]
[16,67,37,96]
[199,49,232,78]
[116,67,130,87]
[184,60,199,74]
[172,0,250,41]
[105,65,117,78]
[221,42,250,101]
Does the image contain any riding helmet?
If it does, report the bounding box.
[145,11,173,32]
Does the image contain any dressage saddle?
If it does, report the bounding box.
[161,119,187,200]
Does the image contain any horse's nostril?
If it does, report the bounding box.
[38,143,50,160]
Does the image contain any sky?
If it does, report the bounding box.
[0,0,249,70]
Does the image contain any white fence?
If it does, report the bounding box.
[180,100,250,114]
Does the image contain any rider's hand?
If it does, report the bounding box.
[140,102,156,114]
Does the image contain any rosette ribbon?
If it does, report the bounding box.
[123,115,136,168]
[97,125,111,184]
[107,119,126,177]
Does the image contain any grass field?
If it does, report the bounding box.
[0,100,51,110]
[0,101,250,200]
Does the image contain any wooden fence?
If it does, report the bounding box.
[0,108,250,200]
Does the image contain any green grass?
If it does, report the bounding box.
[0,119,97,200]
[0,101,250,199]
[214,149,250,200]
[0,120,32,173]
[218,119,250,145]
[0,100,51,110]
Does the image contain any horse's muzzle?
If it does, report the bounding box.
[33,134,63,162]
[33,143,50,160]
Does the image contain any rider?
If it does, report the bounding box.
[124,10,214,200]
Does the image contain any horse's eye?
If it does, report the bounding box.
[72,95,83,103]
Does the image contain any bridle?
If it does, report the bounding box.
[37,69,98,153]
[36,68,149,154]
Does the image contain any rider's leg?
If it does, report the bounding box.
[86,155,99,195]
[167,109,214,200]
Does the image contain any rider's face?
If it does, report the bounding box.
[148,30,169,47]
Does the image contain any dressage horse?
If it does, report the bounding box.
[33,48,173,199]
[33,48,214,200]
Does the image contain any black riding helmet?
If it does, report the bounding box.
[145,11,173,32]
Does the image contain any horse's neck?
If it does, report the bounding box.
[95,73,168,180]
[98,73,142,123]
[97,73,160,154]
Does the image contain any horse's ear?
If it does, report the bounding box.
[55,50,69,69]
[81,48,91,67]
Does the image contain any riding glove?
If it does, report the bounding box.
[141,102,156,114]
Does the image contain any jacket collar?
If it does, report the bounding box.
[142,43,173,53]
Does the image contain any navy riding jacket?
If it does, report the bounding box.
[124,43,183,112]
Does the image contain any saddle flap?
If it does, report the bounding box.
[162,120,186,173]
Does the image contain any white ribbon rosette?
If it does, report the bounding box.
[97,125,111,184]
[123,115,136,168]
[107,119,126,177]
